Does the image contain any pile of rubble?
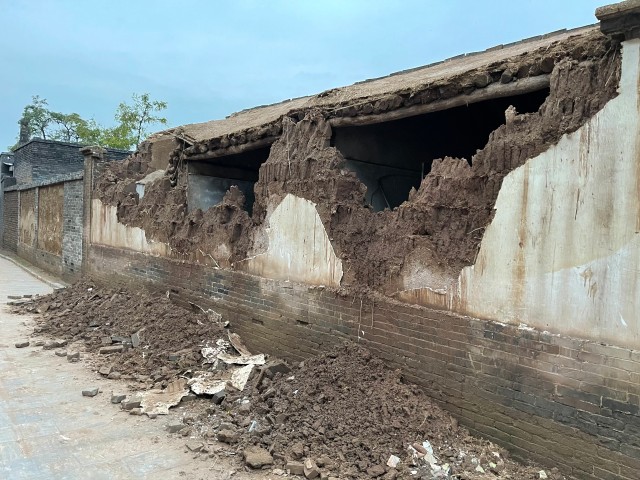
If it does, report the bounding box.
[181,343,562,480]
[12,281,227,386]
[13,283,562,479]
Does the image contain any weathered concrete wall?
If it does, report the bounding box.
[2,191,18,251]
[90,199,168,256]
[240,194,343,286]
[18,189,36,247]
[397,38,640,349]
[37,184,64,256]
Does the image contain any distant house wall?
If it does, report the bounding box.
[12,139,129,185]
[6,173,84,279]
[2,141,129,275]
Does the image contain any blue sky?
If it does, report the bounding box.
[1,0,603,150]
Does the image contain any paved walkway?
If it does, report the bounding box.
[0,257,223,479]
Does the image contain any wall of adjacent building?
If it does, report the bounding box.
[4,173,84,279]
[12,139,129,185]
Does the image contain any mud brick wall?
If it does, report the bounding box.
[86,244,640,480]
[62,180,83,275]
[2,191,18,251]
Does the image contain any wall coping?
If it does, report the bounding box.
[11,138,131,156]
[5,172,83,192]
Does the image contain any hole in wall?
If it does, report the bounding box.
[186,146,271,215]
[331,88,549,211]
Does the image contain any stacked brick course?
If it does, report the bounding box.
[62,180,83,275]
[2,191,18,251]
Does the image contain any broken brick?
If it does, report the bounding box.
[111,394,126,404]
[244,446,273,468]
[99,345,124,354]
[121,397,142,410]
[286,461,305,476]
[304,458,320,479]
[67,351,80,362]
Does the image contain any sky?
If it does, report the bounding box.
[0,0,604,150]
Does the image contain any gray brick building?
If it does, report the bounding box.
[12,139,129,185]
[2,140,130,278]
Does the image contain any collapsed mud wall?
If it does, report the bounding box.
[92,29,620,295]
[251,36,620,292]
[95,144,253,265]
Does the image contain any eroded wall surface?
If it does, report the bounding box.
[451,39,640,348]
[90,199,168,256]
[18,189,36,247]
[240,194,343,286]
[83,31,640,479]
[37,184,64,256]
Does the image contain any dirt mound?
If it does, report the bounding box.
[14,281,225,385]
[14,284,562,478]
[205,343,563,479]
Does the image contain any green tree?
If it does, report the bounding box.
[21,95,52,139]
[49,112,89,143]
[113,93,168,147]
[13,93,168,150]
[98,124,135,150]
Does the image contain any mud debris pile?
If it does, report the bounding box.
[13,281,226,385]
[192,343,562,480]
[14,284,562,479]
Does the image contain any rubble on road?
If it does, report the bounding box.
[82,388,99,397]
[139,378,190,415]
[111,393,126,404]
[13,281,227,382]
[14,282,564,479]
[243,446,273,468]
[14,341,29,348]
[67,351,80,362]
[189,343,565,479]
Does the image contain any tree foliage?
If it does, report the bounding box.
[13,93,168,151]
[115,93,168,147]
[21,95,52,140]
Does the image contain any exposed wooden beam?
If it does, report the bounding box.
[328,75,550,128]
[184,136,278,162]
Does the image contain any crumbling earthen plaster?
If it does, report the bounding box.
[94,29,621,298]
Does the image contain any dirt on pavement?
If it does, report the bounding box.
[12,282,563,479]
